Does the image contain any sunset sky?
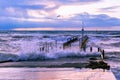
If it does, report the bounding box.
[0,0,120,30]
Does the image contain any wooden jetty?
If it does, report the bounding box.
[80,35,88,51]
[63,36,78,49]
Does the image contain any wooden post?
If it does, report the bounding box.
[40,47,41,52]
[100,49,105,61]
[43,44,45,52]
[90,47,92,52]
[102,50,105,60]
[42,47,44,51]
[45,42,48,53]
[83,45,86,52]
[50,42,53,50]
[48,43,49,53]
[98,47,100,52]
[55,40,57,48]
[79,38,81,50]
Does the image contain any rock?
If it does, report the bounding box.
[86,60,110,70]
[89,57,97,60]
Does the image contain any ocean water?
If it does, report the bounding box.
[0,30,120,80]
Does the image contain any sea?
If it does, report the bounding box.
[0,30,120,80]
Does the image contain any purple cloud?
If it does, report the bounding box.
[0,0,119,30]
[99,6,120,12]
[0,13,120,30]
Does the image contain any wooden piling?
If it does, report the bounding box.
[98,47,100,52]
[55,40,57,48]
[47,43,49,53]
[63,36,79,50]
[90,47,92,52]
[45,42,48,53]
[50,42,53,50]
[40,47,41,52]
[42,47,44,51]
[83,46,86,52]
[102,50,105,60]
[97,47,105,60]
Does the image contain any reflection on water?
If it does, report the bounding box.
[0,68,116,80]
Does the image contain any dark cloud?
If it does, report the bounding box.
[0,17,78,30]
[0,0,29,7]
[0,9,28,18]
[73,13,120,27]
[0,0,46,9]
[0,13,120,30]
[0,0,53,10]
[0,0,119,30]
[0,0,58,16]
[15,5,46,10]
[3,0,100,7]
[0,0,101,9]
[0,0,101,18]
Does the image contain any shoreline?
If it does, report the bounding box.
[0,57,110,70]
[0,59,116,80]
[0,58,89,68]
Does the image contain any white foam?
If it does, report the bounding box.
[0,31,119,61]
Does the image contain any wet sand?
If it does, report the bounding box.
[0,68,116,80]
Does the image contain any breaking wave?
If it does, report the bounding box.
[0,31,119,62]
[0,51,100,62]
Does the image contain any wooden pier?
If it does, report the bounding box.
[63,36,78,49]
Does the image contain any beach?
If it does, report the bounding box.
[0,56,117,80]
[0,68,116,80]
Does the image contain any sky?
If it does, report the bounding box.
[0,0,120,31]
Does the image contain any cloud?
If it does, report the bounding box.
[15,5,46,10]
[0,0,57,9]
[54,0,101,4]
[0,0,102,19]
[0,12,120,30]
[99,6,120,12]
[0,0,101,11]
[0,0,119,30]
[0,0,58,19]
[73,13,120,27]
[14,27,83,31]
